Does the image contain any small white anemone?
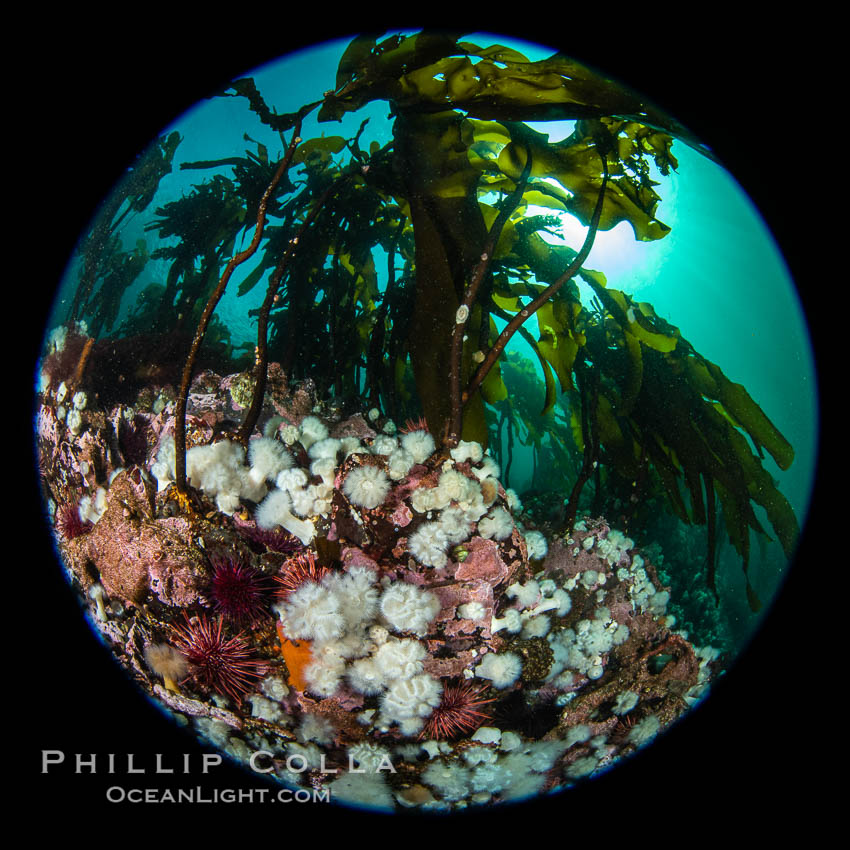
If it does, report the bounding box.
[400,429,435,464]
[504,488,522,512]
[66,407,83,435]
[308,437,342,461]
[303,656,346,698]
[473,455,500,481]
[380,673,442,730]
[457,601,486,621]
[449,440,483,464]
[255,488,315,544]
[323,565,380,630]
[380,582,441,636]
[310,457,336,485]
[409,485,439,513]
[342,465,391,509]
[437,468,478,504]
[407,521,449,568]
[490,608,522,634]
[298,415,328,450]
[374,638,427,680]
[387,448,415,481]
[248,436,292,485]
[475,651,523,689]
[277,467,309,492]
[339,436,363,458]
[525,529,549,560]
[478,507,513,541]
[506,580,540,608]
[278,580,344,644]
[370,435,398,457]
[348,657,386,696]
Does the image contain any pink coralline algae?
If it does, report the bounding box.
[454,535,515,585]
[82,471,204,607]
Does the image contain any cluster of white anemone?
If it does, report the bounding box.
[420,728,572,804]
[150,434,290,516]
[275,565,443,735]
[404,449,518,568]
[149,409,551,571]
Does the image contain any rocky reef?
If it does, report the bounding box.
[36,322,720,812]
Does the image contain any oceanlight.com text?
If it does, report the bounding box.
[105,786,330,804]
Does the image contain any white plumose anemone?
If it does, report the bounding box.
[407,521,450,568]
[439,505,473,543]
[400,429,435,463]
[278,581,344,644]
[380,673,442,734]
[247,436,292,484]
[323,565,380,629]
[478,506,514,541]
[343,465,391,509]
[437,468,478,504]
[347,657,386,695]
[380,582,441,636]
[374,639,427,680]
[449,440,483,464]
[386,448,415,480]
[298,415,328,449]
[525,529,549,560]
[476,651,523,688]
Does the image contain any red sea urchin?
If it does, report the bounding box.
[400,415,429,434]
[274,552,330,599]
[170,612,265,703]
[55,500,93,541]
[207,553,275,627]
[420,681,495,740]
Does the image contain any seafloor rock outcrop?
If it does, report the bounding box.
[37,350,719,811]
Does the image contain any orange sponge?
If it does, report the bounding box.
[276,620,313,692]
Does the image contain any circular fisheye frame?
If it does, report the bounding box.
[34,31,817,813]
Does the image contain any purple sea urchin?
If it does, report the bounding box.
[207,554,275,627]
[170,612,265,704]
[240,523,303,555]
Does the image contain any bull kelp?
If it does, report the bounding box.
[35,31,815,811]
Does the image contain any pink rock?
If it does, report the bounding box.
[329,684,366,713]
[432,581,494,632]
[390,502,413,528]
[423,649,477,679]
[148,554,201,608]
[341,546,381,573]
[86,470,203,607]
[454,537,508,586]
[331,414,377,442]
[187,392,221,411]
